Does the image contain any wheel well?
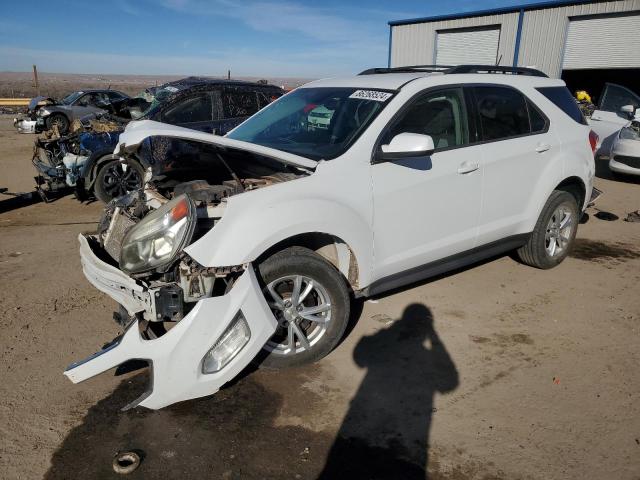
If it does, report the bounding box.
[555,177,586,208]
[256,233,360,290]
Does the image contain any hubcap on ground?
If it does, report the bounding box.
[263,275,332,356]
[545,204,574,257]
[102,163,141,199]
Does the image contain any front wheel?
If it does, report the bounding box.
[517,190,579,269]
[255,246,351,369]
[94,158,145,203]
[45,113,69,134]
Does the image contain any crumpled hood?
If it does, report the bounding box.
[28,96,55,111]
[115,120,318,170]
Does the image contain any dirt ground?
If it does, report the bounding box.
[0,114,638,480]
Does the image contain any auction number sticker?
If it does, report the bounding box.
[349,90,393,102]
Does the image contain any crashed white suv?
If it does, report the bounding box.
[66,66,596,409]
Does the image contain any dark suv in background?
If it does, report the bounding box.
[32,78,284,203]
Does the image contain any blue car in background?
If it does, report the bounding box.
[32,78,283,202]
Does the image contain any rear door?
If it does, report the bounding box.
[589,83,640,152]
[471,85,554,245]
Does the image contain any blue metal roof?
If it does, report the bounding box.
[388,0,600,26]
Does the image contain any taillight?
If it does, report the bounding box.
[589,130,599,155]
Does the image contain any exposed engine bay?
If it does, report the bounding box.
[93,149,307,334]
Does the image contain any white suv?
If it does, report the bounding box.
[67,66,596,409]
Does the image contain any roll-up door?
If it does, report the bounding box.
[563,13,640,69]
[436,27,500,65]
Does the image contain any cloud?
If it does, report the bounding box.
[158,0,384,44]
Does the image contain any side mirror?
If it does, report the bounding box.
[621,104,636,119]
[376,133,435,162]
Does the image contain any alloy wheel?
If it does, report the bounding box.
[101,162,142,199]
[263,275,332,356]
[545,204,574,257]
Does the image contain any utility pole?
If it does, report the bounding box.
[32,65,40,96]
[227,69,230,80]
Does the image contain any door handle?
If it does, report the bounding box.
[535,143,551,153]
[457,162,479,174]
[590,116,601,121]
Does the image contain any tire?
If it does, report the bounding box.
[517,190,579,269]
[45,113,69,134]
[94,158,145,203]
[255,246,350,369]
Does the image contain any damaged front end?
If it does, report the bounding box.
[66,124,314,408]
[31,118,124,200]
[69,188,279,409]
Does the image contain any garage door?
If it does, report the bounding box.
[435,27,500,66]
[563,13,640,69]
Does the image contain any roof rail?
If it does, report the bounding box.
[358,65,452,75]
[358,64,548,77]
[445,65,548,77]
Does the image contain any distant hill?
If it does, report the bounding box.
[0,71,314,98]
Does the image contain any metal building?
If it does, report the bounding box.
[388,0,640,94]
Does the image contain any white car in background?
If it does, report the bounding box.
[65,65,596,410]
[587,83,640,158]
[609,117,640,177]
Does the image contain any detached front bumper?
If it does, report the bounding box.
[14,117,37,134]
[67,234,278,409]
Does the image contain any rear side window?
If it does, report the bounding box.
[473,86,532,141]
[536,86,587,125]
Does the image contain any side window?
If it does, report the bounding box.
[536,86,587,125]
[223,90,259,118]
[385,88,469,150]
[107,91,125,102]
[74,94,92,106]
[527,100,547,133]
[473,86,531,141]
[162,93,213,124]
[599,84,640,113]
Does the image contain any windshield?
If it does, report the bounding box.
[61,91,84,105]
[226,87,393,160]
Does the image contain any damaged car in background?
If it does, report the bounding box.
[14,89,130,134]
[32,78,283,202]
[609,115,640,177]
[65,67,596,410]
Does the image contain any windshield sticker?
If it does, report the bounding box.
[164,86,179,93]
[349,90,392,102]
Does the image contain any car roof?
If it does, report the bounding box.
[162,76,282,92]
[302,71,564,91]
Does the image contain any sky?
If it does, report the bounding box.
[1,0,551,78]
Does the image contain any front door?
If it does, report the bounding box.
[589,83,640,153]
[371,87,483,282]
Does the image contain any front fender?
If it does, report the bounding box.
[184,188,373,287]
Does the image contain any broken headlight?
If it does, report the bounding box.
[120,194,196,274]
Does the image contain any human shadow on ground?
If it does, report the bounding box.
[45,304,457,479]
[318,303,459,479]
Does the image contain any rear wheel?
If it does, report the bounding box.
[255,246,350,369]
[94,158,144,203]
[517,190,579,269]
